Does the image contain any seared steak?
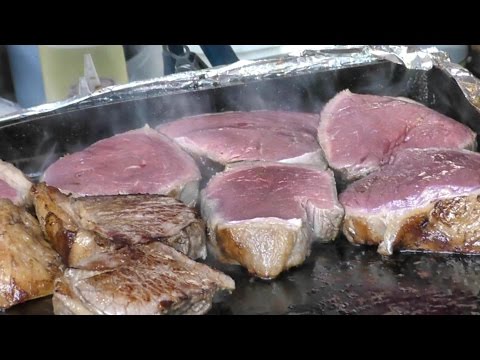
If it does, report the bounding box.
[32,183,206,266]
[53,241,235,315]
[0,159,32,206]
[0,199,62,309]
[157,111,327,179]
[201,162,343,279]
[42,125,201,206]
[318,90,477,185]
[340,148,480,255]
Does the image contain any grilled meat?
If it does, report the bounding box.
[53,241,235,315]
[0,199,62,309]
[32,183,206,266]
[201,162,343,279]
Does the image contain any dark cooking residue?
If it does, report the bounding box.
[210,237,480,315]
[4,237,480,315]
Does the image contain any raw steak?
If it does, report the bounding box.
[157,111,327,179]
[0,159,32,206]
[340,148,480,255]
[42,125,201,206]
[201,162,343,279]
[318,90,477,185]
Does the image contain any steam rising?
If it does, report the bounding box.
[1,61,476,183]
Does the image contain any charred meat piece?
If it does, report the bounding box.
[32,183,206,266]
[42,125,201,207]
[31,182,99,266]
[74,194,206,258]
[201,162,343,279]
[53,241,235,315]
[0,159,32,206]
[0,199,62,309]
[157,111,327,180]
[340,148,480,255]
[318,90,477,185]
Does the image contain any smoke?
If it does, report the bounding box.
[147,90,216,128]
[0,124,58,180]
[2,59,479,182]
[211,73,328,115]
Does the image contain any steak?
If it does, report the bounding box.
[318,90,477,185]
[0,199,62,309]
[0,159,32,206]
[201,162,344,279]
[53,241,235,315]
[340,148,480,255]
[42,125,201,206]
[32,183,206,266]
[157,111,327,179]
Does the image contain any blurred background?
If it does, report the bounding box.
[0,45,475,116]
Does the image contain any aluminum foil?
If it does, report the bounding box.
[1,45,479,123]
[369,45,480,109]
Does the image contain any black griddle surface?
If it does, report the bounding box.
[5,238,480,315]
[2,61,480,315]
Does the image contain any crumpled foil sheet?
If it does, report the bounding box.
[1,45,479,123]
[369,45,480,109]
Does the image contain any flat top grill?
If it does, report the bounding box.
[6,238,480,315]
[2,60,480,315]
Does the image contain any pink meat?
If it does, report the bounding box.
[201,162,344,279]
[340,148,480,213]
[42,126,201,205]
[204,163,337,222]
[0,159,33,206]
[318,90,477,184]
[157,111,324,166]
[0,179,17,202]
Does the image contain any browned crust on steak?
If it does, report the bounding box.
[32,183,206,266]
[32,183,108,266]
[44,212,77,264]
[213,223,307,280]
[215,227,248,265]
[395,196,480,254]
[53,242,235,315]
[31,183,77,247]
[0,199,63,309]
[344,194,480,255]
[342,216,384,246]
